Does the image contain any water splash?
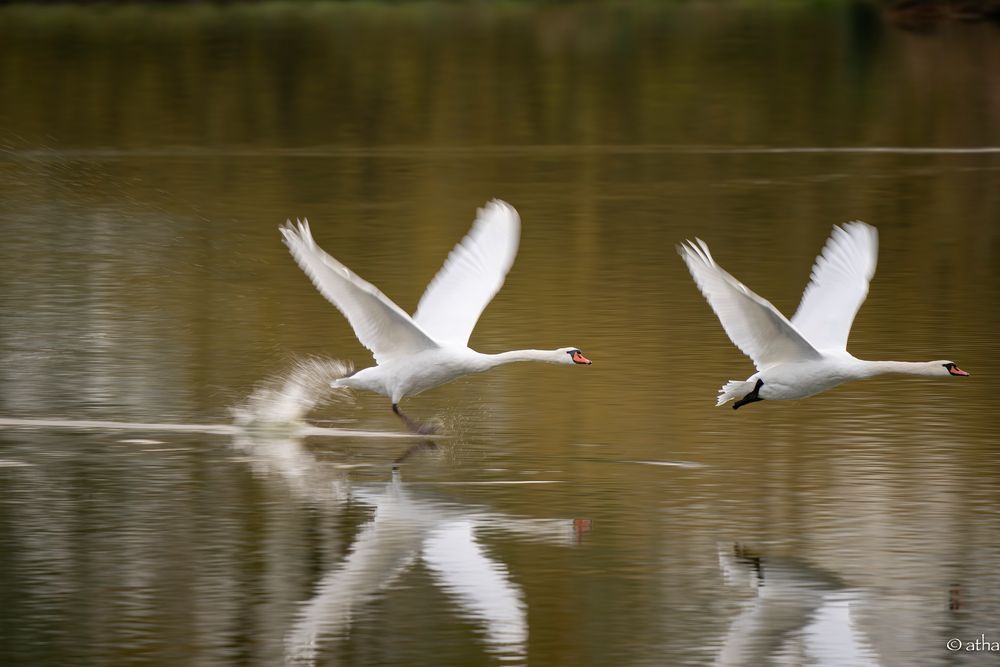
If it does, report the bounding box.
[231,357,355,428]
[0,357,424,440]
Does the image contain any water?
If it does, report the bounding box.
[1,3,998,666]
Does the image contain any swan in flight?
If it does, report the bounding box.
[280,200,591,432]
[678,222,968,409]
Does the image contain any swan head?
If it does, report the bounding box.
[558,347,592,365]
[939,361,970,377]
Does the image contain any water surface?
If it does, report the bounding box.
[1,4,998,666]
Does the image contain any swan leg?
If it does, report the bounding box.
[392,403,438,435]
[733,379,764,410]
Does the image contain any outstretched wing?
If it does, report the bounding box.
[413,200,521,347]
[281,220,439,364]
[678,239,822,371]
[791,222,878,352]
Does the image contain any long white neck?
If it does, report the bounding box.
[855,360,942,379]
[481,349,561,369]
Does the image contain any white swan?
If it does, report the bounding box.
[678,222,968,409]
[280,200,591,431]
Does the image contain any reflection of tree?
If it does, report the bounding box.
[883,1,1000,30]
[1,4,997,153]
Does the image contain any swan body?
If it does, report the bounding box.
[280,200,590,427]
[679,222,968,409]
[336,347,581,404]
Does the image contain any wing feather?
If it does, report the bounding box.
[413,200,521,347]
[281,220,438,364]
[678,239,821,370]
[791,222,878,351]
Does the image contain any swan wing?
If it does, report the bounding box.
[791,222,878,351]
[678,239,821,370]
[413,200,521,347]
[281,220,439,364]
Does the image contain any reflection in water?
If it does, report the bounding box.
[283,470,556,666]
[228,375,582,666]
[716,544,879,667]
[248,439,582,666]
[230,430,349,511]
[0,4,997,665]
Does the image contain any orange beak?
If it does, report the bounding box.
[949,366,970,377]
[572,351,592,365]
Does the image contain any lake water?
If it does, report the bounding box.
[1,3,998,666]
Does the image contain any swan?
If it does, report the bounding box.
[280,200,591,432]
[678,222,969,409]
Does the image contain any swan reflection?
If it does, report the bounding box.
[716,544,881,667]
[230,429,582,666]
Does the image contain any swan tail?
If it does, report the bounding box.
[717,380,755,407]
[331,368,364,392]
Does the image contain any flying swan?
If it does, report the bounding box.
[678,222,968,409]
[280,200,591,432]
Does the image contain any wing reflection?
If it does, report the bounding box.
[231,429,580,666]
[716,544,881,667]
[285,471,431,665]
[422,520,527,661]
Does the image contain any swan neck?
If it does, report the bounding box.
[487,349,556,367]
[859,360,938,378]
